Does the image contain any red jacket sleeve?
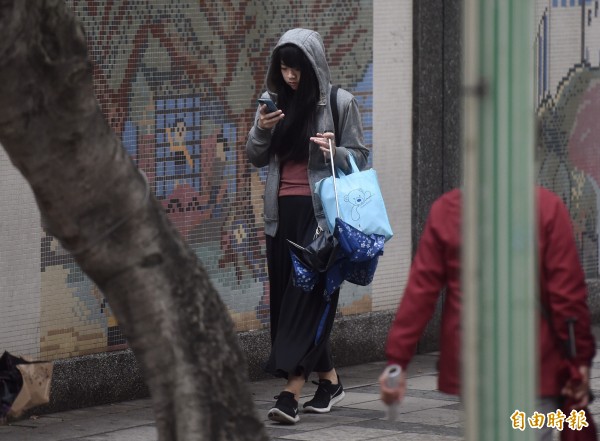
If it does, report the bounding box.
[385,199,448,369]
[541,190,595,366]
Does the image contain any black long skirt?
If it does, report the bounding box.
[264,196,339,379]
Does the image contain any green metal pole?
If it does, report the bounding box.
[463,0,536,440]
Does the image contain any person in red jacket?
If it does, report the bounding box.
[380,187,596,440]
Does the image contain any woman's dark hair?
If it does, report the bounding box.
[270,44,320,162]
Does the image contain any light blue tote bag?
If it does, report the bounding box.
[314,146,393,241]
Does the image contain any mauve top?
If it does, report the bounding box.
[279,160,311,197]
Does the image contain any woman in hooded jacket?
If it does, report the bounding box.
[246,28,369,424]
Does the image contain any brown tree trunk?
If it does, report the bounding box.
[0,1,268,440]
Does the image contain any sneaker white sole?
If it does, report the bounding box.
[303,391,346,413]
[267,407,300,424]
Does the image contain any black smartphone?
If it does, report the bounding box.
[257,98,278,113]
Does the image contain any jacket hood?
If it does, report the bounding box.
[265,28,331,104]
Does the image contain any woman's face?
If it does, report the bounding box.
[280,63,301,91]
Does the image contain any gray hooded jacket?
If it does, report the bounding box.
[246,28,369,237]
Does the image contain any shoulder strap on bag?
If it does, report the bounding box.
[539,295,577,359]
[330,85,340,146]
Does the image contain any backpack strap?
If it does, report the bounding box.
[330,85,340,146]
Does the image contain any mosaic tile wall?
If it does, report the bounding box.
[535,0,600,280]
[2,1,418,362]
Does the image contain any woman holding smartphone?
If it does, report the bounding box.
[246,28,369,424]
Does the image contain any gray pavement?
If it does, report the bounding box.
[2,348,600,440]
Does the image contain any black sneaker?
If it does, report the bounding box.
[267,391,300,424]
[302,376,345,413]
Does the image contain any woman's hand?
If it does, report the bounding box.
[561,365,591,409]
[257,105,284,130]
[310,132,336,160]
[379,368,407,405]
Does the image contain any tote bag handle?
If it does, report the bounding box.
[327,141,362,221]
[327,138,341,219]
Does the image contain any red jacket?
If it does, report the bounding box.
[385,187,595,396]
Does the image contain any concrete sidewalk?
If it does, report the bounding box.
[1,349,600,440]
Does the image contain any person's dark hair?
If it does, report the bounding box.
[270,44,319,162]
